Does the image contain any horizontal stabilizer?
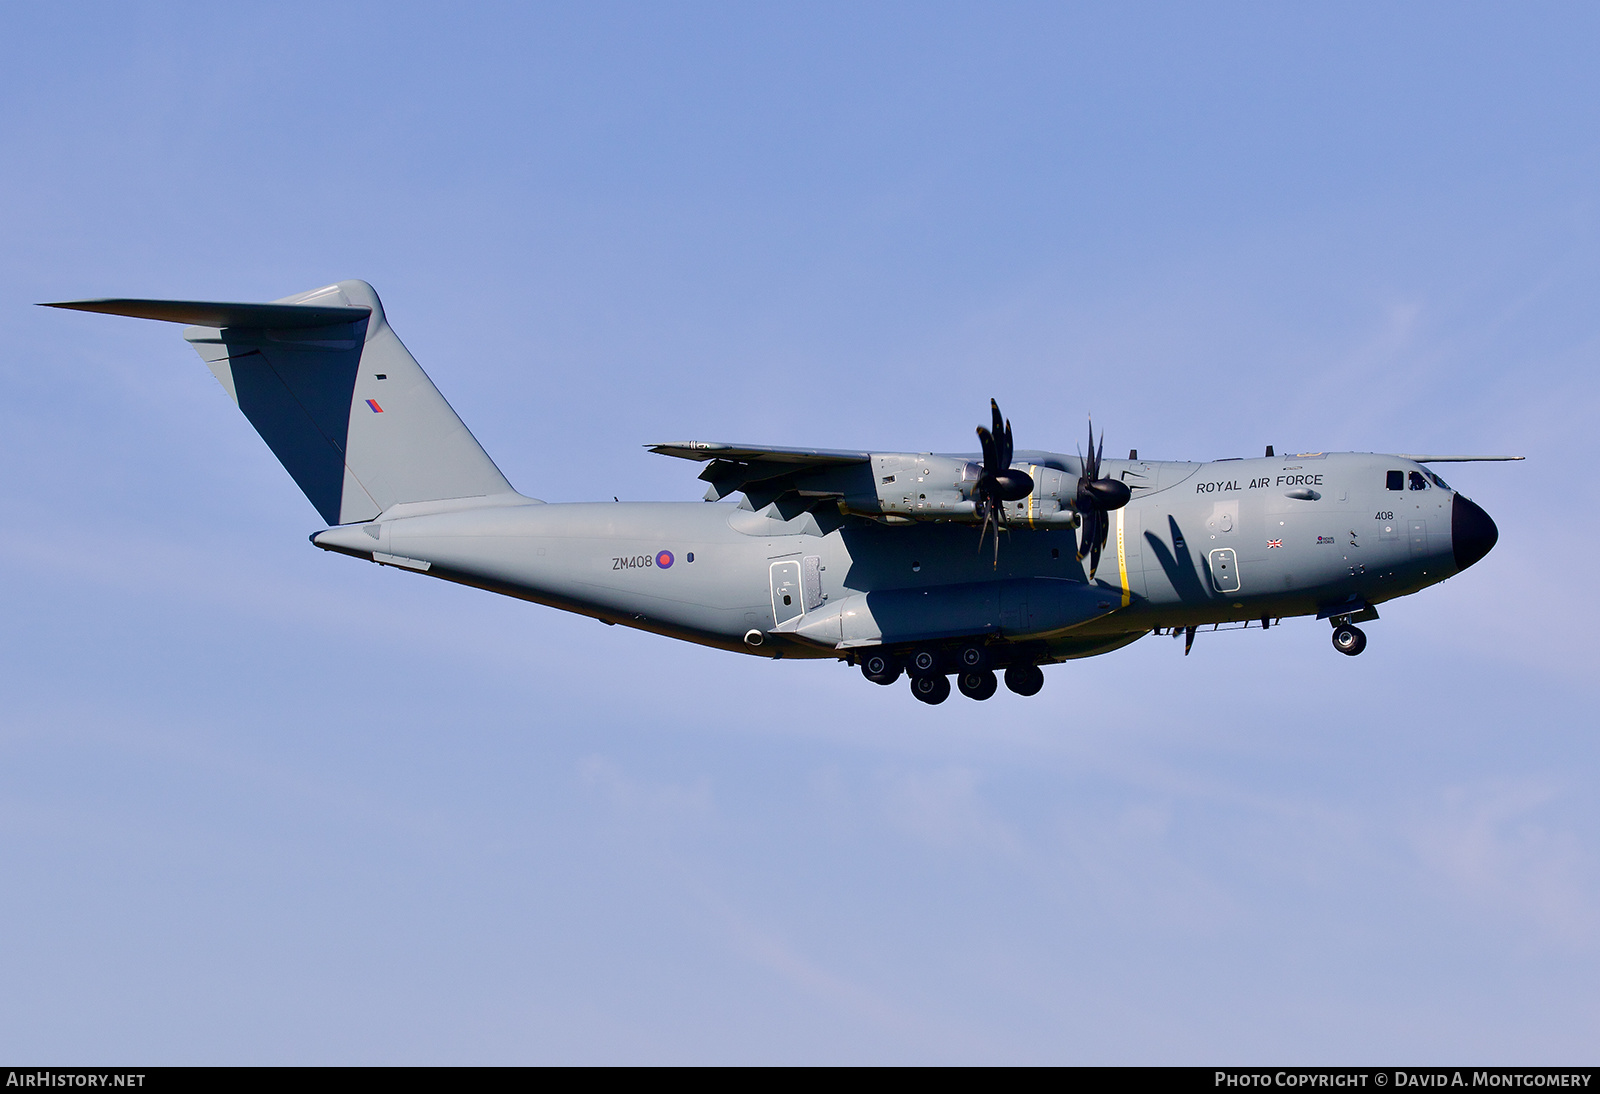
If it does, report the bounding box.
[41,298,371,330]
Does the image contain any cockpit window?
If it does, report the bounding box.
[1426,470,1450,490]
[1409,471,1428,490]
[1386,470,1404,490]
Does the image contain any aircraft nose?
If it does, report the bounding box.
[1452,493,1498,571]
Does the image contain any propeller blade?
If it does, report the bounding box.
[1078,509,1103,561]
[1072,416,1130,529]
[990,487,1008,567]
[974,399,1034,565]
[1077,501,1117,580]
[976,498,1004,565]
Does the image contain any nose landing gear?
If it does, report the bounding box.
[1331,623,1368,656]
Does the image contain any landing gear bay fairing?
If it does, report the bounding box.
[48,281,1519,704]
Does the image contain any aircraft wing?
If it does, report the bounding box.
[647,441,871,510]
[647,441,870,466]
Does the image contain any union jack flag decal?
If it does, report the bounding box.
[1267,539,1282,549]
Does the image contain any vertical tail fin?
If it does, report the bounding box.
[45,280,518,524]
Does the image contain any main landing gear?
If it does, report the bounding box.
[911,674,952,705]
[1331,623,1368,657]
[956,668,998,701]
[860,651,902,686]
[912,659,1046,705]
[1003,664,1044,696]
[857,644,1046,703]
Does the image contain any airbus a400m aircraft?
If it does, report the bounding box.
[49,280,1518,705]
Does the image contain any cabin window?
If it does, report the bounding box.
[1409,471,1428,491]
[1426,471,1450,490]
[1386,471,1404,490]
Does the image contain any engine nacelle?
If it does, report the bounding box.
[836,453,976,520]
[837,453,1083,526]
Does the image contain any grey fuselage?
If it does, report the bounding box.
[313,451,1489,666]
[48,281,1498,673]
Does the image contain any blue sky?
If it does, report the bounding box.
[2,2,1597,1063]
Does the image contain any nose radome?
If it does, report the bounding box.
[1452,494,1498,571]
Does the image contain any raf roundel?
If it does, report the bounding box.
[656,550,674,569]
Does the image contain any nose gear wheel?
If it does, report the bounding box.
[1331,624,1367,656]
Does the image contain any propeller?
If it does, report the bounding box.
[974,399,1035,566]
[1074,419,1133,579]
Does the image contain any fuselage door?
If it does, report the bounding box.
[1208,548,1241,593]
[770,559,803,625]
